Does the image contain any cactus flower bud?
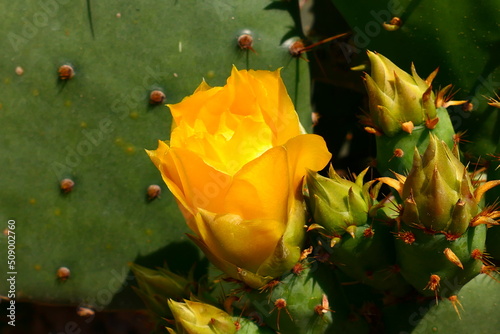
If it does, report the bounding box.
[380,134,500,238]
[400,135,477,237]
[167,299,237,334]
[306,167,411,295]
[305,166,375,238]
[363,51,457,177]
[129,263,192,318]
[363,51,438,137]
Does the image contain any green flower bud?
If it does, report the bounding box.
[305,166,376,238]
[167,299,237,334]
[363,51,438,136]
[130,263,192,318]
[400,135,478,236]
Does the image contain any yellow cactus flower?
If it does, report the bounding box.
[148,67,331,288]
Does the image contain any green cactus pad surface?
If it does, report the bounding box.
[375,107,455,177]
[328,224,411,296]
[0,0,312,309]
[395,225,486,298]
[232,317,276,334]
[245,260,369,334]
[412,273,500,333]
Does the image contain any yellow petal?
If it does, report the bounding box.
[152,145,232,215]
[168,86,224,129]
[187,233,273,288]
[225,146,289,222]
[170,116,273,176]
[253,69,302,146]
[196,210,285,273]
[172,147,232,212]
[228,67,301,145]
[146,140,170,170]
[222,117,273,174]
[147,142,195,226]
[146,141,192,217]
[226,67,263,117]
[194,79,211,93]
[255,196,306,278]
[284,134,332,197]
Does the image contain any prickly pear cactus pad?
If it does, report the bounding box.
[411,273,500,332]
[0,0,312,309]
